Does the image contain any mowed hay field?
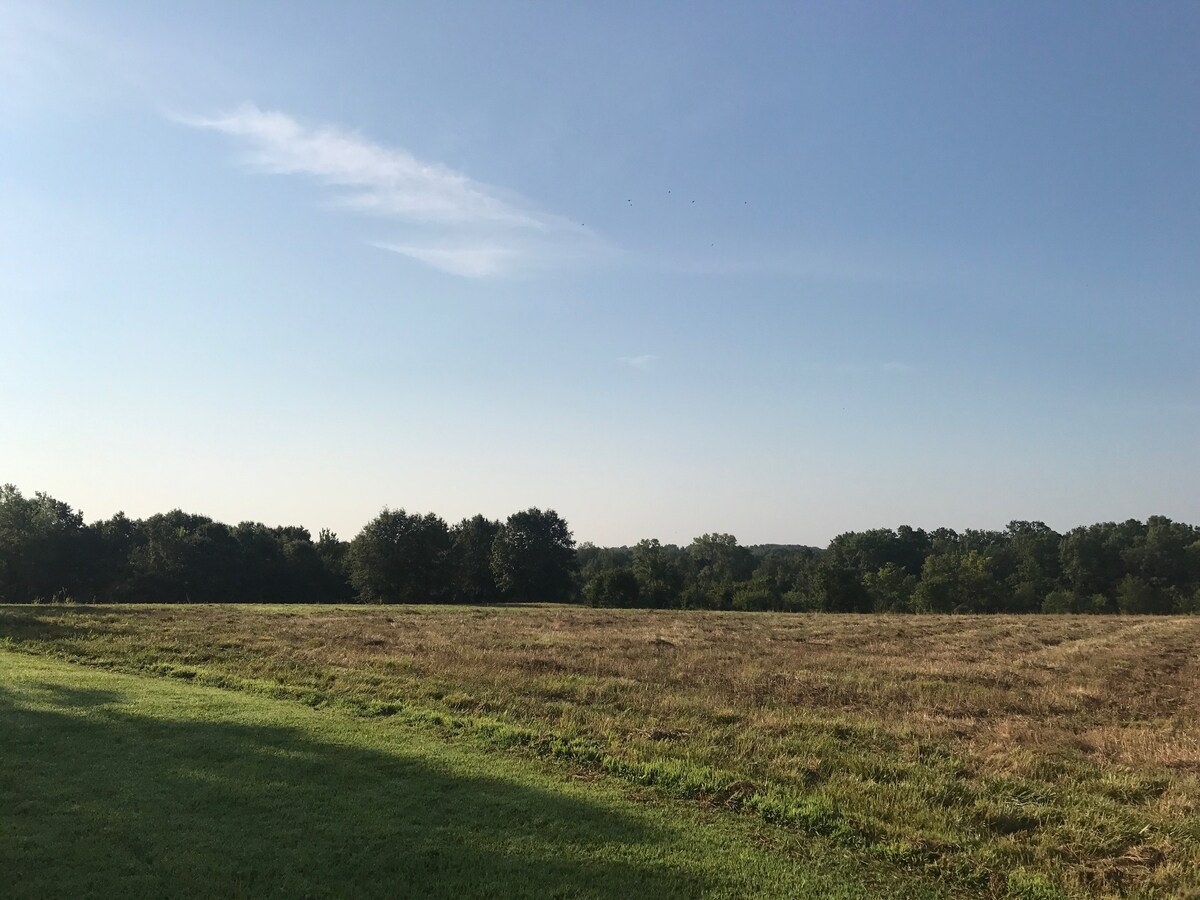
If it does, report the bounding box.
[2,606,1198,898]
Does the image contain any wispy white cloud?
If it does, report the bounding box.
[176,104,592,277]
[618,354,659,370]
[372,241,520,279]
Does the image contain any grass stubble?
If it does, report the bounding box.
[2,604,1197,898]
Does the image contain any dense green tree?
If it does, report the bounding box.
[1060,521,1143,599]
[743,550,820,612]
[863,562,918,612]
[718,551,811,612]
[809,559,873,612]
[827,526,931,578]
[912,550,1002,613]
[583,567,641,607]
[232,522,292,601]
[1115,574,1172,615]
[997,521,1062,612]
[450,515,504,603]
[1041,590,1077,613]
[577,543,635,593]
[347,509,452,604]
[684,533,754,608]
[123,511,243,602]
[1125,517,1200,603]
[83,512,139,601]
[1178,587,1200,615]
[490,508,577,603]
[314,529,355,601]
[928,527,962,556]
[688,533,755,582]
[730,581,777,611]
[911,553,957,614]
[631,539,686,608]
[0,485,87,601]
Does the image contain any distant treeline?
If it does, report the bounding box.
[1,484,1198,613]
[580,523,1199,614]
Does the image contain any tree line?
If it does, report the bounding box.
[1,484,1197,613]
[0,485,576,605]
[580,520,1200,614]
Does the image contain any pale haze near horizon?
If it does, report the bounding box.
[2,1,1197,547]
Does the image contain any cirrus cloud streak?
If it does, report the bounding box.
[176,104,593,277]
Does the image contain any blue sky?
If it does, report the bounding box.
[2,1,1198,545]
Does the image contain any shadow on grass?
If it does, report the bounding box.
[14,683,122,708]
[0,682,713,899]
[0,606,109,643]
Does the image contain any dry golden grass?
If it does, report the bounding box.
[3,604,1198,897]
[237,608,1199,773]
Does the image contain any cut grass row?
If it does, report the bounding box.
[2,649,937,899]
[2,604,1198,897]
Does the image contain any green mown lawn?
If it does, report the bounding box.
[0,650,938,899]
